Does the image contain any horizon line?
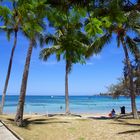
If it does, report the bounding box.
[0,94,102,96]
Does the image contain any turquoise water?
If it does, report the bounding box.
[0,95,140,114]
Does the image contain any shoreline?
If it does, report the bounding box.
[2,112,110,118]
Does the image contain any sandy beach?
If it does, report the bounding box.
[0,113,140,140]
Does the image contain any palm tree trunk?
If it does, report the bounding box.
[65,60,70,115]
[121,38,139,119]
[15,40,34,126]
[0,31,17,114]
[135,52,140,96]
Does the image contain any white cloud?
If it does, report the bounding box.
[92,54,101,60]
[41,61,64,66]
[86,62,94,66]
[84,54,101,66]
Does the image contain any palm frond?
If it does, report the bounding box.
[133,37,140,42]
[40,45,60,61]
[38,34,45,48]
[126,35,140,55]
[126,10,140,31]
[0,6,11,23]
[45,34,57,45]
[0,26,14,41]
[86,33,112,58]
[126,35,140,61]
[6,28,14,41]
[56,53,61,61]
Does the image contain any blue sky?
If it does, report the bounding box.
[0,1,137,96]
[0,31,126,95]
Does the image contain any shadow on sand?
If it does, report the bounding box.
[47,113,82,118]
[88,113,140,135]
[118,129,140,134]
[6,117,70,128]
[110,113,140,135]
[3,113,82,128]
[88,116,112,120]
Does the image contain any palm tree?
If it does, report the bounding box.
[0,1,22,114]
[84,0,140,118]
[15,38,35,126]
[119,29,139,119]
[126,36,140,95]
[40,8,90,114]
[113,8,140,119]
[14,1,46,126]
[40,33,90,114]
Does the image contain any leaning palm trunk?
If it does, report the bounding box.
[65,60,70,115]
[135,52,140,96]
[15,40,34,126]
[0,31,18,114]
[121,38,139,119]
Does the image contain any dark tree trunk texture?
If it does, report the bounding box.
[135,52,140,95]
[121,38,139,119]
[0,31,17,114]
[15,40,34,126]
[65,60,70,115]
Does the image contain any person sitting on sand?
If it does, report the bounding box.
[111,109,116,117]
[109,109,116,117]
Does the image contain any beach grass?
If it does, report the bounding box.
[0,114,140,140]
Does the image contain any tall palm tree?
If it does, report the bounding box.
[40,8,90,114]
[119,28,139,119]
[0,1,22,114]
[40,33,90,114]
[126,36,140,96]
[85,0,140,118]
[14,0,46,126]
[15,38,36,126]
[111,8,140,119]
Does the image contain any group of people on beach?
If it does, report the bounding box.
[108,106,126,118]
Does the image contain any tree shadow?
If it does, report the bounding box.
[24,118,69,126]
[113,119,140,127]
[118,129,140,134]
[115,112,140,119]
[110,118,140,135]
[6,117,70,128]
[47,113,82,118]
[88,116,112,120]
[115,113,134,119]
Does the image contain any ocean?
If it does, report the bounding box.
[0,95,140,114]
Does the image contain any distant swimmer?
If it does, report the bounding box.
[60,106,63,109]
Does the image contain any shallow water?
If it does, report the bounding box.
[0,95,140,114]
